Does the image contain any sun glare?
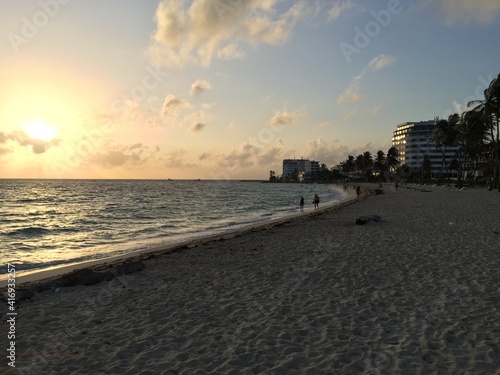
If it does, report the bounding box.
[22,120,59,141]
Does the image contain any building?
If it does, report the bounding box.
[392,120,459,177]
[282,159,321,181]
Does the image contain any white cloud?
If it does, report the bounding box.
[217,43,246,60]
[93,143,157,168]
[161,94,191,118]
[161,149,197,169]
[413,0,500,26]
[327,0,354,22]
[258,146,283,165]
[338,54,395,105]
[439,0,500,26]
[368,54,396,71]
[148,0,311,67]
[302,138,349,167]
[1,130,60,154]
[302,138,392,167]
[268,109,306,127]
[338,74,365,105]
[190,79,212,97]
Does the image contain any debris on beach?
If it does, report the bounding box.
[355,215,381,225]
[3,261,146,303]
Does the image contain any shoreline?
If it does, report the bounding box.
[1,184,362,287]
[1,183,498,373]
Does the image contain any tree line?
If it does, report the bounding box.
[431,73,500,190]
[270,73,499,190]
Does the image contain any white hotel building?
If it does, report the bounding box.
[282,159,321,181]
[392,120,459,177]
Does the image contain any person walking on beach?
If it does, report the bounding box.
[313,194,320,209]
[299,196,304,212]
[356,185,362,198]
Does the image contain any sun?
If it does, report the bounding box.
[21,120,59,141]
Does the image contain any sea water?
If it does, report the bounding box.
[0,179,345,274]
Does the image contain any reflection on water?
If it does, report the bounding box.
[0,179,344,274]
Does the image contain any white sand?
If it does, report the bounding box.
[1,184,499,374]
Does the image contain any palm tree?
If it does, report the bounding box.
[458,107,488,184]
[340,155,355,179]
[387,147,399,181]
[374,150,387,180]
[269,170,277,182]
[484,73,500,190]
[355,154,365,176]
[363,151,374,179]
[432,115,458,183]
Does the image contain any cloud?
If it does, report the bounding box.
[216,42,246,60]
[190,79,212,97]
[93,143,156,168]
[338,75,365,105]
[189,123,207,133]
[327,0,354,22]
[198,151,212,161]
[180,110,210,129]
[368,54,396,71]
[438,0,500,26]
[338,54,395,105]
[148,0,310,67]
[302,138,350,166]
[257,146,283,165]
[269,109,306,127]
[302,138,392,167]
[3,131,61,154]
[218,142,260,169]
[161,94,190,118]
[162,149,197,168]
[0,132,8,143]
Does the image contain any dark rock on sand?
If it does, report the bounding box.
[355,215,381,225]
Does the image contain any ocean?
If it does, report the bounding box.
[0,179,345,276]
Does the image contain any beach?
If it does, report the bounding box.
[2,184,499,374]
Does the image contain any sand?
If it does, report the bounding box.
[1,184,499,374]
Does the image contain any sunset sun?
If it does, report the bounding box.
[21,120,59,141]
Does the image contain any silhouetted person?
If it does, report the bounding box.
[313,194,320,209]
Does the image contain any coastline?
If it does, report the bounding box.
[0,184,359,287]
[2,183,498,373]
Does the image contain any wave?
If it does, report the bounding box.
[4,226,80,238]
[5,227,51,237]
[1,180,346,275]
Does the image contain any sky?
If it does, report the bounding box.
[1,0,500,180]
